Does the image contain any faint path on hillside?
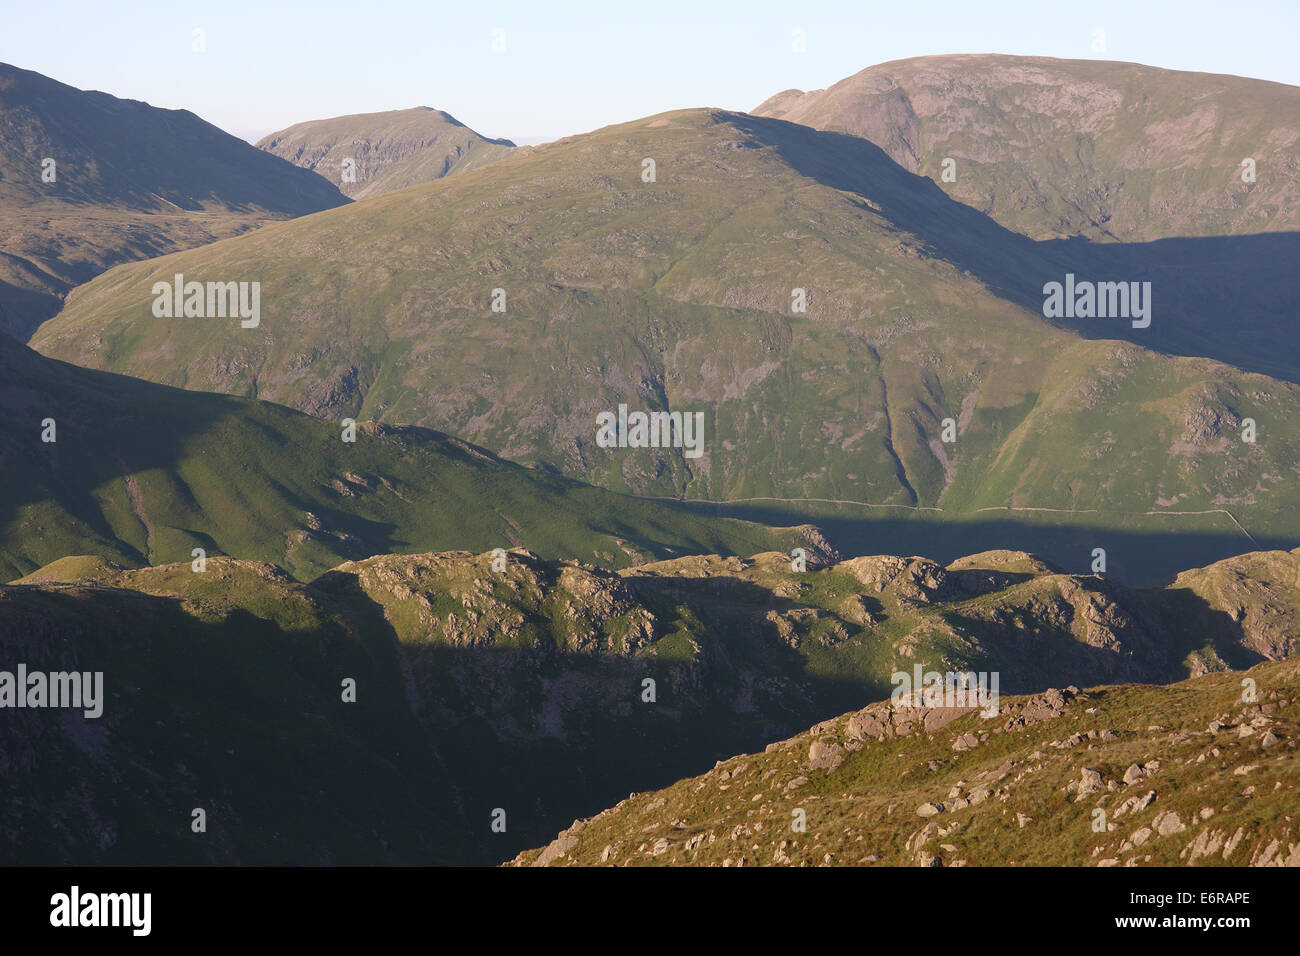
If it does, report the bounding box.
[635,494,944,511]
[634,495,1260,545]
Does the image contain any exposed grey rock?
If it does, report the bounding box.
[808,738,844,772]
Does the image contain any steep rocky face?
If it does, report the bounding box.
[0,63,348,339]
[512,660,1300,867]
[754,54,1300,242]
[257,107,514,199]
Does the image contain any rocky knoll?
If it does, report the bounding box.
[512,660,1300,866]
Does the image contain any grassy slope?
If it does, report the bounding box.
[0,334,808,582]
[511,659,1300,867]
[29,108,1300,578]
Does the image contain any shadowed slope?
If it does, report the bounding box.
[0,62,348,339]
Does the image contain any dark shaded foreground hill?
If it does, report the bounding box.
[3,545,1298,864]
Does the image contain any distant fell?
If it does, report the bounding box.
[755,54,1300,242]
[0,62,347,339]
[257,106,515,199]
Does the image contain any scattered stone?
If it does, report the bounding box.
[1004,687,1075,731]
[1114,790,1157,818]
[807,739,844,772]
[1154,811,1185,836]
[1075,767,1107,799]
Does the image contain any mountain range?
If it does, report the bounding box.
[25,59,1300,586]
[2,51,1298,869]
[0,333,813,582]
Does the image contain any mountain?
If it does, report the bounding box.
[753,54,1300,242]
[29,103,1300,582]
[5,543,1297,863]
[0,332,812,583]
[512,657,1300,866]
[256,107,515,199]
[0,62,348,340]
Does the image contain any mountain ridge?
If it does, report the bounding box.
[0,61,348,339]
[256,105,516,199]
[753,53,1300,242]
[29,100,1300,582]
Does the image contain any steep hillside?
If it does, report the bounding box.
[0,333,810,582]
[5,545,1297,864]
[257,107,515,199]
[0,62,348,339]
[512,659,1300,867]
[754,54,1300,242]
[30,108,1300,567]
[0,559,471,864]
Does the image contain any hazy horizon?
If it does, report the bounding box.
[3,0,1299,144]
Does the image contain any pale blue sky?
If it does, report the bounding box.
[2,0,1296,143]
